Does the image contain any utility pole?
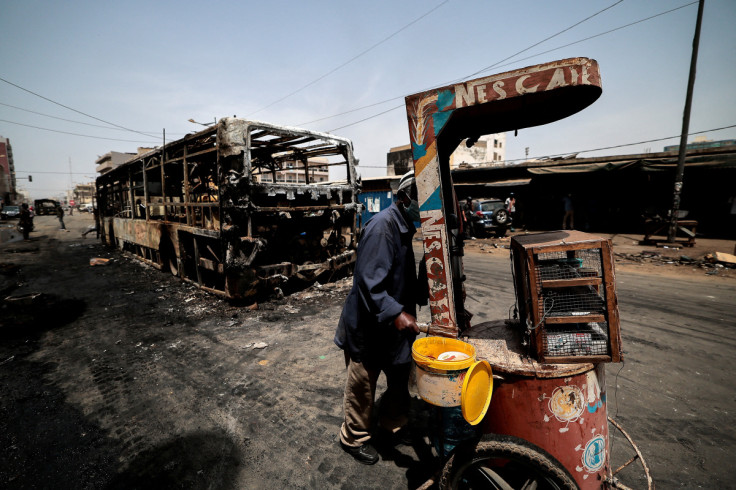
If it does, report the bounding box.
[668,0,705,242]
[69,157,73,205]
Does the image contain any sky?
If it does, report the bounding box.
[1,0,734,202]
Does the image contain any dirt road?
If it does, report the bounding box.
[1,213,734,488]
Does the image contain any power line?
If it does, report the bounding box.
[247,0,449,117]
[328,104,405,132]
[305,0,629,128]
[463,0,624,81]
[471,1,698,79]
[0,76,160,140]
[0,119,161,143]
[0,101,186,136]
[312,1,697,132]
[511,124,736,164]
[352,124,736,168]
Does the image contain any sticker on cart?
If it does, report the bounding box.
[548,385,584,423]
[582,435,606,472]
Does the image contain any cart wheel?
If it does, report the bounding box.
[439,434,578,490]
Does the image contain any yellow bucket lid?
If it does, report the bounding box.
[461,360,493,425]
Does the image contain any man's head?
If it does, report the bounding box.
[397,170,419,222]
[397,170,417,201]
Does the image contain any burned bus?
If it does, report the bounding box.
[96,117,361,300]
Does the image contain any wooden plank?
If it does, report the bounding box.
[531,239,605,255]
[544,314,606,324]
[541,277,602,288]
[600,240,623,362]
[540,354,612,364]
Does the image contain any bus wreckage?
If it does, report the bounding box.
[96,117,361,300]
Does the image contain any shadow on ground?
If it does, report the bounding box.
[0,293,86,340]
[105,431,243,490]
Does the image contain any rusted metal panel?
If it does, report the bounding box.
[112,218,163,250]
[483,365,610,489]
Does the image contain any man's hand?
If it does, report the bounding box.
[393,311,420,334]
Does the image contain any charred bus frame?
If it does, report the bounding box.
[96,117,361,299]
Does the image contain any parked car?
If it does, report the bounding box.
[1,205,21,220]
[80,203,95,213]
[472,199,511,237]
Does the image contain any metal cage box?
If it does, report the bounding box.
[511,231,623,363]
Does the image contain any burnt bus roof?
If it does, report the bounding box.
[102,118,357,183]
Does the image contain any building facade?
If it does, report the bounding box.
[252,157,329,184]
[451,133,507,168]
[387,133,506,176]
[95,150,142,175]
[0,136,16,206]
[72,183,96,207]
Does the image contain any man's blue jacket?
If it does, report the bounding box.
[334,202,420,367]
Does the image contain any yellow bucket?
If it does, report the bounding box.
[412,337,476,407]
[412,336,493,425]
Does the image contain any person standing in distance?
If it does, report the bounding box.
[334,170,425,465]
[56,205,68,231]
[19,203,33,241]
[505,192,516,232]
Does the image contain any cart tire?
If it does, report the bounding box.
[439,434,578,490]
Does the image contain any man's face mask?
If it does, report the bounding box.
[406,199,420,223]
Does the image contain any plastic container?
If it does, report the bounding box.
[412,337,476,407]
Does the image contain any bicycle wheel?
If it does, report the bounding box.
[440,434,578,490]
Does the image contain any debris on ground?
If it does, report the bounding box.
[708,252,736,266]
[89,258,111,266]
[615,250,735,275]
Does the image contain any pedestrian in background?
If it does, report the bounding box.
[56,205,68,231]
[19,203,33,241]
[334,170,426,465]
[505,192,516,231]
[463,196,476,239]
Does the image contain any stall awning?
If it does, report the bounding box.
[527,161,637,174]
[456,178,532,187]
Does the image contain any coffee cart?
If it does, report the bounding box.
[405,58,653,489]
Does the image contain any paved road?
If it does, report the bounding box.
[1,216,734,488]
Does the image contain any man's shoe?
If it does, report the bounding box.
[340,441,379,465]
